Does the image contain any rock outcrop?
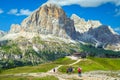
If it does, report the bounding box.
[10,3,76,39]
[71,14,120,51]
[88,25,120,44]
[10,24,21,33]
[71,14,102,33]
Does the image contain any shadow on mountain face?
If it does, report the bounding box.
[76,25,120,44]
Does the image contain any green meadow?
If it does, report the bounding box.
[58,57,120,73]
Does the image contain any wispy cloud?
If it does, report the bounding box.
[114,27,120,33]
[0,9,4,14]
[115,8,120,16]
[19,9,32,16]
[7,9,18,15]
[47,0,120,7]
[8,9,32,16]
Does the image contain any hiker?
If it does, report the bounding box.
[67,66,73,74]
[70,66,73,73]
[53,68,55,72]
[78,67,82,77]
[66,68,69,73]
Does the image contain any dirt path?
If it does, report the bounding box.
[69,59,81,66]
[11,72,119,80]
[48,65,63,73]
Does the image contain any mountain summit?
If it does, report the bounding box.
[3,3,120,51]
[10,3,76,39]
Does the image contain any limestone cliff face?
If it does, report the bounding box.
[10,24,21,33]
[87,25,120,51]
[10,3,76,39]
[71,14,102,33]
[88,25,120,43]
[71,14,120,51]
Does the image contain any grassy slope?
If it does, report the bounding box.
[59,57,120,73]
[89,57,120,70]
[53,57,76,65]
[0,62,57,74]
[0,57,76,75]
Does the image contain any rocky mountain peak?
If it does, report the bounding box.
[41,2,61,9]
[10,3,76,39]
[71,14,102,33]
[71,14,85,23]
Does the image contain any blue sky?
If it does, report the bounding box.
[0,0,120,34]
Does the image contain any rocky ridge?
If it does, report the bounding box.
[71,14,102,33]
[71,14,120,51]
[10,3,76,39]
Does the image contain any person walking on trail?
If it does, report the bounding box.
[53,68,55,72]
[78,67,82,77]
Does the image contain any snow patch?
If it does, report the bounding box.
[33,45,39,53]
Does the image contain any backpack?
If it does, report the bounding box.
[78,68,81,72]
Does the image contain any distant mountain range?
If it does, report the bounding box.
[0,3,120,69]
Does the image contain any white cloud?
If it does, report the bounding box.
[47,0,120,7]
[115,8,120,16]
[8,9,32,16]
[8,9,18,15]
[0,9,4,14]
[114,27,120,32]
[19,9,32,16]
[114,27,120,31]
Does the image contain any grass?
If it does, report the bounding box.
[53,57,76,65]
[0,75,58,80]
[0,62,58,74]
[89,57,120,70]
[59,57,120,73]
[0,57,76,75]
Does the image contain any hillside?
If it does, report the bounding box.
[0,35,79,69]
[0,57,120,80]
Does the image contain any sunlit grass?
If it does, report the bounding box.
[59,58,120,73]
[53,57,76,65]
[0,57,76,75]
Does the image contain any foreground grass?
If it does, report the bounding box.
[59,58,120,73]
[0,57,76,75]
[0,75,58,80]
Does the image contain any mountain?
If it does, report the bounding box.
[8,4,120,51]
[10,3,76,39]
[0,3,80,69]
[71,14,120,51]
[71,14,102,33]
